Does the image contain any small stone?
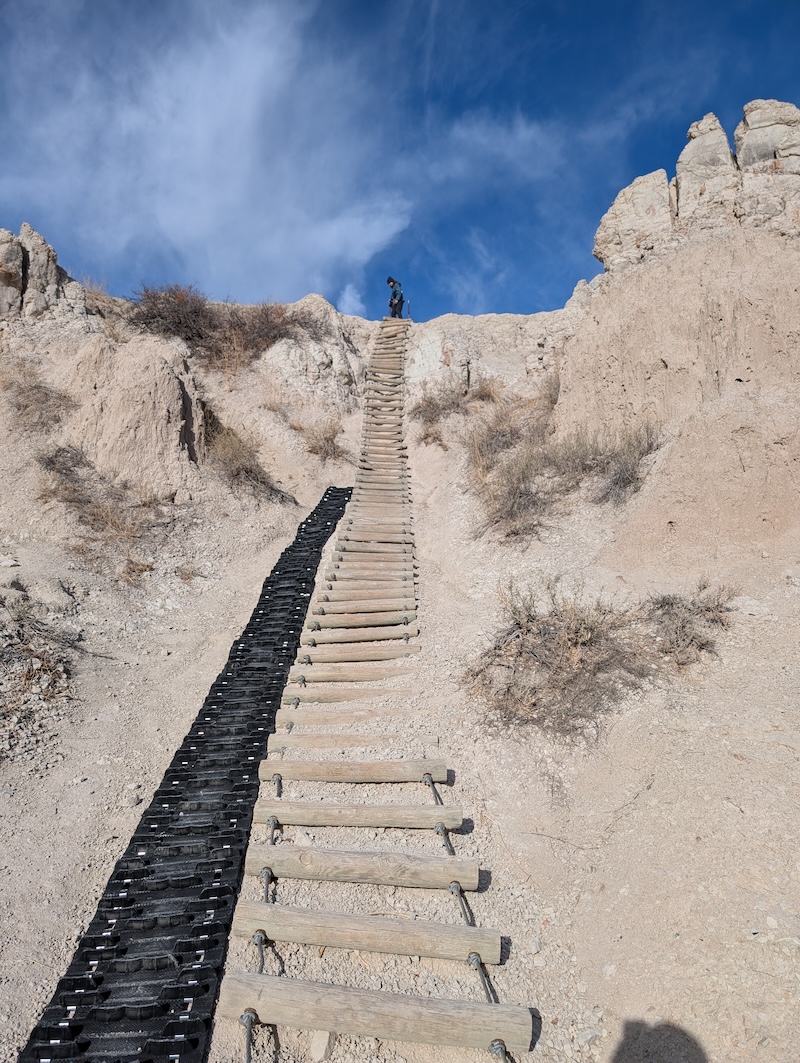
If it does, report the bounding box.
[766,916,778,928]
[533,956,547,968]
[309,1030,334,1061]
[602,963,617,978]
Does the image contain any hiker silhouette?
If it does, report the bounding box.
[611,1020,708,1063]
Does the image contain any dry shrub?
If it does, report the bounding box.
[466,580,653,741]
[646,579,736,664]
[410,374,500,447]
[466,578,736,740]
[35,446,162,581]
[0,361,77,433]
[130,283,217,349]
[466,395,661,538]
[121,556,154,587]
[203,407,295,502]
[302,417,348,463]
[130,285,329,379]
[596,422,662,503]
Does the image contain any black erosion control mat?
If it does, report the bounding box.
[19,487,350,1063]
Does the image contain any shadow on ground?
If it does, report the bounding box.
[611,1020,707,1063]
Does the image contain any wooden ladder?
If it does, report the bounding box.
[217,317,533,1058]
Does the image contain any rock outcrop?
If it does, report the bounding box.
[594,99,800,272]
[0,223,85,320]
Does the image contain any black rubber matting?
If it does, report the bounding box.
[19,486,350,1063]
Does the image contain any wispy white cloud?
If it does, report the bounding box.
[337,283,366,316]
[0,2,410,301]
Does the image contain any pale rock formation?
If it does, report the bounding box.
[0,224,85,320]
[19,223,63,318]
[0,229,24,317]
[734,99,800,173]
[259,293,369,406]
[553,227,800,570]
[593,170,673,272]
[595,99,800,272]
[675,113,738,225]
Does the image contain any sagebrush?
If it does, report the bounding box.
[129,284,328,377]
[458,380,661,536]
[466,578,736,741]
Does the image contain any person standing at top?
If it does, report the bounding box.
[387,276,404,318]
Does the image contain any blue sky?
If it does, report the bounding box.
[1,0,798,322]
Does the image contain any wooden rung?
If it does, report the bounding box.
[274,703,417,727]
[342,518,413,527]
[334,544,414,556]
[327,565,416,577]
[260,759,447,783]
[320,578,414,586]
[217,973,532,1052]
[280,686,413,704]
[232,901,501,963]
[244,843,478,889]
[322,576,416,588]
[294,644,420,663]
[312,598,414,614]
[332,545,415,559]
[254,799,462,829]
[318,587,416,602]
[287,663,416,683]
[337,534,413,544]
[307,612,416,629]
[268,732,438,751]
[300,624,419,643]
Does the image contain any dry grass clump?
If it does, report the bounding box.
[203,407,295,502]
[175,564,203,583]
[35,446,163,581]
[0,361,77,433]
[596,422,662,503]
[129,285,329,378]
[466,578,737,741]
[411,369,659,537]
[466,580,654,740]
[410,374,499,447]
[646,579,736,664]
[1,590,76,707]
[301,417,348,463]
[466,394,661,537]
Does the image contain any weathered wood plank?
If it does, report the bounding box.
[244,843,478,890]
[280,686,413,704]
[294,643,420,663]
[217,973,532,1051]
[260,758,447,783]
[333,544,414,556]
[254,800,462,829]
[287,662,416,683]
[318,587,416,602]
[232,901,501,963]
[299,623,419,643]
[268,732,437,751]
[274,703,417,727]
[312,598,414,614]
[306,611,416,629]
